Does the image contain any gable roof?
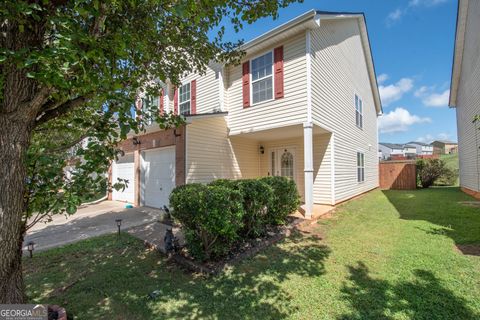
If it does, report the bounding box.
[432,140,458,145]
[241,10,383,115]
[379,142,404,149]
[408,141,431,146]
[449,0,469,107]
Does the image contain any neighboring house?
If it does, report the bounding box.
[403,144,417,158]
[378,143,404,160]
[431,140,458,155]
[408,141,434,156]
[449,0,480,198]
[109,10,383,218]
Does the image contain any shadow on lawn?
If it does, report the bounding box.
[339,261,479,320]
[382,187,480,253]
[25,231,330,319]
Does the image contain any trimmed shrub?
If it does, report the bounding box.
[169,184,244,260]
[416,159,456,188]
[260,176,300,225]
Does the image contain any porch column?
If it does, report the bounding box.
[303,122,314,219]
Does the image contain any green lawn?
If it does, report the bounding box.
[24,188,480,319]
[440,153,459,171]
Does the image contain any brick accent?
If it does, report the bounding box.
[107,165,113,200]
[116,126,186,206]
[461,187,480,200]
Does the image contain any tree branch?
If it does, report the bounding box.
[35,96,89,127]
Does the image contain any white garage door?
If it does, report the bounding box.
[141,147,176,208]
[112,153,135,203]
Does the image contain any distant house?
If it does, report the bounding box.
[449,0,480,198]
[378,143,404,160]
[431,140,458,155]
[403,144,417,158]
[408,141,434,156]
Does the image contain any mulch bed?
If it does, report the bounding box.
[456,244,480,256]
[169,216,307,275]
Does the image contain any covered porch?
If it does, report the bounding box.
[229,122,335,218]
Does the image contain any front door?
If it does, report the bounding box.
[269,147,296,181]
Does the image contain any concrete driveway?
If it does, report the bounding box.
[24,201,164,252]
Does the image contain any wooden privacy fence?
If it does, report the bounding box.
[379,160,417,190]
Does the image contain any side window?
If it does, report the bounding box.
[179,83,191,115]
[355,94,363,129]
[357,152,365,182]
[251,51,273,104]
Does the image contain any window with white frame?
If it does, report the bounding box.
[251,51,273,104]
[142,95,159,125]
[355,94,363,129]
[357,152,365,182]
[179,83,191,115]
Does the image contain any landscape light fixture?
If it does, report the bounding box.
[115,219,122,237]
[27,241,35,258]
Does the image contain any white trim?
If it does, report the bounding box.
[218,66,224,111]
[330,132,336,205]
[306,30,312,123]
[449,0,469,107]
[249,50,275,106]
[268,146,298,183]
[354,92,364,129]
[179,82,191,115]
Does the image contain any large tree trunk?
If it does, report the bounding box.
[0,116,31,303]
[0,15,46,304]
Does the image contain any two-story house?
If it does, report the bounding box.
[449,0,480,199]
[109,10,383,218]
[378,143,405,160]
[408,141,434,156]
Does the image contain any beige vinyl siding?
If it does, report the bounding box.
[185,116,259,184]
[311,19,379,203]
[256,133,331,204]
[226,34,307,135]
[180,64,222,114]
[313,133,333,204]
[456,0,480,192]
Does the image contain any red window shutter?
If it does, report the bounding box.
[191,80,196,115]
[174,87,178,115]
[274,46,284,99]
[242,61,250,108]
[159,89,164,115]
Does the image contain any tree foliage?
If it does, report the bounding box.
[1,0,300,226]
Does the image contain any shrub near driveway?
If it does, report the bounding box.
[169,184,243,260]
[171,177,300,261]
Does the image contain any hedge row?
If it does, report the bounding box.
[169,176,300,261]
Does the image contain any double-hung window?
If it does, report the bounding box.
[142,95,159,125]
[355,94,363,129]
[357,152,365,183]
[251,52,273,104]
[179,83,191,115]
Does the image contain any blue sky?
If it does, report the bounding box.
[219,0,458,144]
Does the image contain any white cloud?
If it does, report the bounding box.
[377,74,389,84]
[423,89,450,107]
[387,0,449,25]
[415,86,450,107]
[379,78,414,106]
[417,132,451,143]
[379,107,431,134]
[386,9,403,25]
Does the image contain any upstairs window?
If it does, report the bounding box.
[142,95,159,125]
[251,51,273,104]
[179,83,191,115]
[355,94,363,129]
[357,152,365,183]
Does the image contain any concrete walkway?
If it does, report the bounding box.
[24,201,165,252]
